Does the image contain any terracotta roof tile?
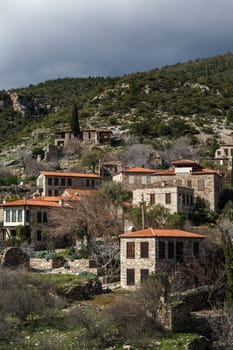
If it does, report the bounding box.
[119,228,206,239]
[172,159,201,167]
[124,167,156,174]
[1,198,73,208]
[39,171,100,178]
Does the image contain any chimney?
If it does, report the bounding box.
[59,199,64,207]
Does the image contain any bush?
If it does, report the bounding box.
[44,252,60,260]
[31,250,47,258]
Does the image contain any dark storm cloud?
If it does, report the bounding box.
[1,0,233,89]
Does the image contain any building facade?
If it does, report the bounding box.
[215,144,233,169]
[37,171,100,196]
[82,128,112,145]
[119,228,206,289]
[113,167,157,190]
[132,185,194,215]
[0,198,74,248]
[113,160,223,211]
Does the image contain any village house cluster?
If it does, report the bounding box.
[0,133,225,288]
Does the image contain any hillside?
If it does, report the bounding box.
[1,53,233,153]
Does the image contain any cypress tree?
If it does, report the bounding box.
[70,103,81,138]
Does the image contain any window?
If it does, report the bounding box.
[67,178,72,186]
[48,178,52,186]
[37,230,42,241]
[26,209,30,222]
[193,242,199,258]
[129,176,134,184]
[186,180,192,188]
[6,210,10,223]
[86,179,90,187]
[198,179,205,191]
[158,241,166,259]
[165,193,171,204]
[43,212,48,223]
[141,176,147,185]
[126,242,135,258]
[61,178,66,186]
[48,190,52,196]
[168,241,174,259]
[54,177,59,186]
[54,190,59,196]
[18,209,22,222]
[140,242,149,258]
[182,194,186,205]
[176,242,184,262]
[150,176,156,184]
[224,148,229,156]
[150,193,155,205]
[126,269,135,286]
[140,269,149,283]
[91,179,95,187]
[37,211,42,223]
[12,210,16,222]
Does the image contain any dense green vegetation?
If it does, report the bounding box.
[1,53,233,149]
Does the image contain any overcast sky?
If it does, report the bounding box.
[1,0,233,90]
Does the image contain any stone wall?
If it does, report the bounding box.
[153,173,221,211]
[30,258,98,274]
[120,237,156,289]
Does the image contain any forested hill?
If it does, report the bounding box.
[1,53,233,148]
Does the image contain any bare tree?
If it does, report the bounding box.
[47,191,123,278]
[160,136,198,167]
[120,143,160,168]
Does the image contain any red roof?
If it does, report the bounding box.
[124,167,156,174]
[1,198,73,208]
[39,171,100,178]
[172,159,202,167]
[119,228,206,239]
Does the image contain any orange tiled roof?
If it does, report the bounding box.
[124,167,156,174]
[33,196,61,202]
[154,167,222,177]
[1,198,73,208]
[119,228,206,239]
[39,171,100,178]
[172,159,202,167]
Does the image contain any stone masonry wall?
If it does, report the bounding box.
[153,173,221,211]
[30,258,97,274]
[120,237,156,289]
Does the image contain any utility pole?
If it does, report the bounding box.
[140,193,145,230]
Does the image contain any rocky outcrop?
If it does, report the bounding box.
[8,92,50,116]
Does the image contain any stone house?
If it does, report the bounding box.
[82,128,112,145]
[112,167,157,190]
[113,160,223,211]
[215,143,233,169]
[36,171,100,196]
[0,197,74,248]
[54,128,112,147]
[54,130,76,148]
[119,227,206,289]
[132,185,194,216]
[100,161,123,177]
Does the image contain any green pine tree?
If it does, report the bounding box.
[70,103,81,138]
